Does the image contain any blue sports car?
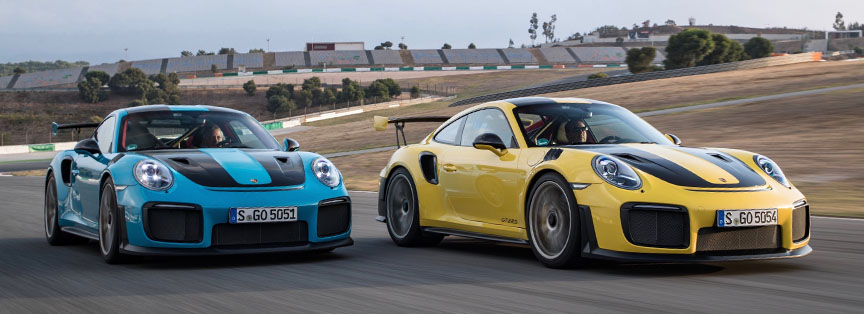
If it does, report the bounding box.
[45,105,352,263]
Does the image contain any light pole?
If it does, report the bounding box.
[266,38,270,52]
[124,48,128,60]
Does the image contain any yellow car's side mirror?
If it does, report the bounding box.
[374,116,389,131]
[665,133,682,145]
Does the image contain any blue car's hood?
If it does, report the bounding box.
[139,149,305,187]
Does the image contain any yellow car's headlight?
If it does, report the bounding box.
[592,155,642,190]
[754,155,790,188]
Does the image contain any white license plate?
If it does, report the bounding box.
[229,207,297,224]
[717,209,778,227]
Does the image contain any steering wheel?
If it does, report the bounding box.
[599,136,622,144]
[215,138,232,148]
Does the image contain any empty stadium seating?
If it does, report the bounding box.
[443,49,503,64]
[88,63,120,77]
[0,75,13,88]
[310,50,369,66]
[131,59,164,75]
[166,55,228,73]
[232,53,264,69]
[369,50,403,65]
[570,47,627,63]
[539,48,577,63]
[274,51,307,67]
[410,49,444,64]
[502,48,536,63]
[12,67,83,88]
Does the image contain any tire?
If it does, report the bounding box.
[98,178,125,264]
[526,172,584,268]
[384,168,443,247]
[45,175,80,245]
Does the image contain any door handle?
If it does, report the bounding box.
[71,169,80,176]
[442,164,457,172]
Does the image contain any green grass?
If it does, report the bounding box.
[0,158,52,164]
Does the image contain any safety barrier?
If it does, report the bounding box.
[449,52,822,107]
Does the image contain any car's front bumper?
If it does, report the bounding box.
[119,236,353,256]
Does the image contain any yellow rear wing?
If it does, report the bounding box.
[373,115,451,147]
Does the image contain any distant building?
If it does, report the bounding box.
[305,42,365,51]
[825,30,863,40]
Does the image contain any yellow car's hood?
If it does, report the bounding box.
[569,144,766,188]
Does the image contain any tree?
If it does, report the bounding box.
[855,46,863,56]
[698,34,734,66]
[665,19,676,26]
[468,43,476,49]
[529,12,539,47]
[196,50,214,56]
[13,67,25,75]
[84,71,110,86]
[210,64,219,73]
[338,78,364,103]
[442,43,452,49]
[294,90,313,108]
[834,12,846,31]
[322,87,337,105]
[725,41,745,62]
[508,38,515,48]
[379,41,393,50]
[626,47,656,73]
[77,77,108,103]
[567,32,583,41]
[218,47,236,55]
[663,28,715,69]
[181,50,193,57]
[374,78,401,97]
[243,80,256,96]
[374,45,383,50]
[410,86,420,99]
[542,14,557,43]
[266,83,294,100]
[267,95,290,119]
[249,48,265,53]
[615,37,624,46]
[301,77,321,91]
[366,81,391,101]
[398,43,408,50]
[108,68,149,95]
[595,25,620,37]
[744,37,773,59]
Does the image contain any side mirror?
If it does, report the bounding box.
[472,133,508,156]
[665,133,682,145]
[283,138,300,152]
[73,138,101,155]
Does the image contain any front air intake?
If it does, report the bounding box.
[697,226,781,253]
[212,222,308,248]
[792,202,809,242]
[317,197,351,237]
[144,203,203,243]
[621,203,689,248]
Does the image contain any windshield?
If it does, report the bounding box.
[514,103,670,147]
[118,110,281,152]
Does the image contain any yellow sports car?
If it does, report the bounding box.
[373,97,811,268]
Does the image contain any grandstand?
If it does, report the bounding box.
[443,49,503,64]
[274,51,308,68]
[0,75,12,89]
[570,47,627,63]
[131,59,165,75]
[369,50,403,65]
[12,67,83,89]
[539,47,577,63]
[502,49,537,64]
[310,50,369,66]
[166,55,228,73]
[232,53,264,69]
[410,49,445,64]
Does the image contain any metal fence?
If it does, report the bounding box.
[449,53,820,107]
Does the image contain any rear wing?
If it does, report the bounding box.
[373,115,451,148]
[52,122,100,137]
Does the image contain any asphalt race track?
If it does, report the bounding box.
[0,175,862,313]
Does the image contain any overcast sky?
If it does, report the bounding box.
[1,0,861,64]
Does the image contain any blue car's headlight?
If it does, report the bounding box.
[754,155,790,188]
[134,160,173,191]
[592,155,642,190]
[312,157,340,188]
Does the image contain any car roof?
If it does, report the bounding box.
[502,97,617,107]
[121,105,246,115]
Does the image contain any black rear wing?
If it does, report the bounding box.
[373,115,451,147]
[52,122,100,137]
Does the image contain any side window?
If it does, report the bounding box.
[229,120,264,147]
[433,117,464,145]
[459,109,518,148]
[95,116,116,153]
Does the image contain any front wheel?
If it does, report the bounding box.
[385,168,443,247]
[99,178,125,264]
[526,173,584,268]
[45,175,80,245]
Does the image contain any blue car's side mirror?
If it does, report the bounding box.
[283,138,300,152]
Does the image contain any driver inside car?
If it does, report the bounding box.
[554,119,589,145]
[199,124,225,148]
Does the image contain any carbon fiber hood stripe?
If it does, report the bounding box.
[139,149,305,187]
